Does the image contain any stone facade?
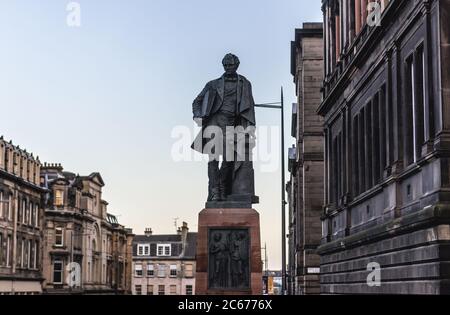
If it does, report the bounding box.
[132,223,197,295]
[287,23,324,295]
[0,137,44,294]
[318,0,450,294]
[40,164,133,294]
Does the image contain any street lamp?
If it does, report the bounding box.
[255,87,287,295]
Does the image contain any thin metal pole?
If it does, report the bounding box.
[71,231,74,265]
[281,87,287,295]
[255,94,287,295]
[265,243,268,276]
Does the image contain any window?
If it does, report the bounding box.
[135,285,142,295]
[134,264,143,277]
[359,108,366,193]
[21,239,25,268]
[27,239,31,269]
[6,235,11,267]
[379,85,388,173]
[18,199,21,222]
[55,228,64,247]
[15,237,20,268]
[23,200,27,224]
[34,204,39,227]
[170,285,177,295]
[365,102,373,189]
[404,47,426,166]
[0,191,3,218]
[30,203,35,226]
[186,285,193,296]
[33,241,37,269]
[185,264,194,278]
[372,94,381,185]
[332,136,338,204]
[53,260,63,284]
[414,46,426,161]
[147,285,154,295]
[55,190,64,206]
[147,264,154,277]
[331,132,343,205]
[157,244,171,257]
[28,203,33,225]
[8,194,12,221]
[158,285,165,295]
[352,114,360,196]
[405,55,415,164]
[157,264,166,278]
[170,264,177,277]
[137,244,150,256]
[0,234,2,266]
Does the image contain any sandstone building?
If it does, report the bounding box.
[132,223,196,295]
[288,22,324,295]
[40,163,134,294]
[318,0,450,294]
[0,137,43,294]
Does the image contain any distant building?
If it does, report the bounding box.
[0,137,44,295]
[318,0,450,294]
[132,223,196,295]
[287,22,324,295]
[263,271,283,295]
[40,164,133,294]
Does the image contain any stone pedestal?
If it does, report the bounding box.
[195,208,263,295]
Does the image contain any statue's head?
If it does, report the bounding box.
[214,233,222,242]
[222,53,240,76]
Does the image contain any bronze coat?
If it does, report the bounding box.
[191,74,256,154]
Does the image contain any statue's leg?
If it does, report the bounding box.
[208,159,220,201]
[219,121,235,200]
[219,161,233,200]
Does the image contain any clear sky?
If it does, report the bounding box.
[0,0,322,270]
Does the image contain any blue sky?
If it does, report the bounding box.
[0,0,322,269]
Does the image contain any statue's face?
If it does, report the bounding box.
[223,59,239,76]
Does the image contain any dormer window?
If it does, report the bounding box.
[137,244,150,256]
[157,244,171,257]
[55,190,64,206]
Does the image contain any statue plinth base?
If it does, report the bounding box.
[195,208,263,295]
[205,195,260,209]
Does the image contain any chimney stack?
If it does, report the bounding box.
[145,228,153,237]
[181,222,189,250]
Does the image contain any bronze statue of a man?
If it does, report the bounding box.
[191,54,258,207]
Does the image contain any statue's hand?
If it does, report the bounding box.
[194,117,203,127]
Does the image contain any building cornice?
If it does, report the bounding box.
[0,169,47,192]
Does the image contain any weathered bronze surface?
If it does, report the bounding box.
[208,228,250,290]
